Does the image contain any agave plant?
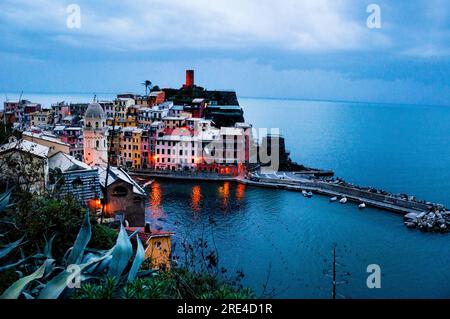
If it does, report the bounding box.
[0,210,147,299]
[0,189,12,213]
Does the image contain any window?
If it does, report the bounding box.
[96,140,99,148]
[112,185,128,197]
[72,177,83,188]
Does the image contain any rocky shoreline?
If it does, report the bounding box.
[404,210,450,233]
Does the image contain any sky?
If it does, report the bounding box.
[0,0,449,106]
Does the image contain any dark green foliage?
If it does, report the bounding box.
[0,123,21,145]
[90,224,118,250]
[73,269,254,299]
[0,269,19,294]
[10,194,85,258]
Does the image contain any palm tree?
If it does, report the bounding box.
[142,80,152,96]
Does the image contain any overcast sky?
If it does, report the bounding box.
[0,0,449,105]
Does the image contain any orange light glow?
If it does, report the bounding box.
[218,182,230,209]
[149,181,163,219]
[191,185,201,213]
[236,183,245,202]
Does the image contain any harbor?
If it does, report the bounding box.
[130,168,450,232]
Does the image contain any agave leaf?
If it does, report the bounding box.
[37,253,109,299]
[0,190,12,213]
[0,259,53,299]
[44,234,56,259]
[107,223,133,278]
[66,210,91,265]
[90,255,112,274]
[127,235,145,282]
[0,236,25,259]
[0,253,46,272]
[22,292,34,299]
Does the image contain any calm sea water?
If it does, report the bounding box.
[147,98,450,299]
[3,93,450,298]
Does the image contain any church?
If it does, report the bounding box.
[83,100,109,166]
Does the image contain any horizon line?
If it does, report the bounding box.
[1,90,449,109]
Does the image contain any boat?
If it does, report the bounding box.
[330,196,338,202]
[302,190,313,198]
[339,197,348,204]
[359,203,366,209]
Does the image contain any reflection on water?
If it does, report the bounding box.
[149,181,164,219]
[236,183,246,202]
[191,185,201,213]
[218,182,230,210]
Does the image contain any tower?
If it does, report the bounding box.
[83,101,108,166]
[183,70,194,88]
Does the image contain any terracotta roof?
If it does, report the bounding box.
[125,227,173,245]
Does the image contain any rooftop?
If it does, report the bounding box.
[48,152,92,172]
[22,131,70,147]
[97,166,146,196]
[0,139,50,158]
[125,227,173,245]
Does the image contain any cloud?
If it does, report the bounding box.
[0,0,388,52]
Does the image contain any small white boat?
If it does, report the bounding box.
[330,196,338,202]
[358,203,366,209]
[339,197,348,204]
[302,190,313,198]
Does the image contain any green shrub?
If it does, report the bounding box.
[90,224,118,250]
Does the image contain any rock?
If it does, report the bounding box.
[440,224,447,230]
[426,223,433,229]
[427,212,436,219]
[417,212,427,219]
[405,222,416,228]
[404,212,418,221]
